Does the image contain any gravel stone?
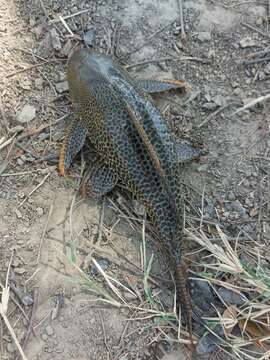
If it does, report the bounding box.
[45,325,54,336]
[197,31,211,41]
[55,81,69,93]
[239,36,256,48]
[17,105,36,123]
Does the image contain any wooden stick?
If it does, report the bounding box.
[241,22,270,39]
[36,202,54,265]
[17,172,51,208]
[233,94,270,115]
[49,9,91,24]
[177,0,186,41]
[125,56,209,69]
[15,289,39,360]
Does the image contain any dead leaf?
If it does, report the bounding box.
[221,305,238,337]
[239,319,270,349]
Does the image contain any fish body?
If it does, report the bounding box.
[64,49,186,263]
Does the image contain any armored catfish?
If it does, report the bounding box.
[59,48,199,267]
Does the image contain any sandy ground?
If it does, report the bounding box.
[0,0,269,359]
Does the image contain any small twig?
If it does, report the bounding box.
[0,92,10,133]
[228,1,268,7]
[25,268,41,286]
[69,192,77,244]
[110,22,121,58]
[0,312,28,360]
[6,62,49,78]
[17,114,69,142]
[15,143,39,161]
[98,310,112,359]
[243,47,270,59]
[59,16,74,36]
[241,22,270,39]
[5,60,66,78]
[241,56,270,65]
[122,18,177,59]
[233,94,270,115]
[17,172,52,208]
[12,47,47,62]
[36,202,54,265]
[10,284,33,308]
[0,134,16,151]
[184,90,201,105]
[0,168,54,177]
[0,318,3,355]
[199,185,206,230]
[49,9,91,24]
[15,289,39,360]
[177,0,186,41]
[125,56,209,69]
[32,311,51,331]
[0,252,28,360]
[38,0,49,19]
[0,136,17,175]
[96,199,105,245]
[198,101,242,128]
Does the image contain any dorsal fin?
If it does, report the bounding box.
[124,101,167,183]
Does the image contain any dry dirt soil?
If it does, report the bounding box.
[0,0,269,359]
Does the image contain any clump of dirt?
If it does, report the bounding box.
[0,0,269,359]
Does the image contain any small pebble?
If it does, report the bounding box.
[212,94,225,107]
[255,16,263,26]
[83,30,95,47]
[9,125,24,134]
[197,164,208,172]
[230,200,246,214]
[242,179,250,187]
[17,104,36,123]
[249,207,259,217]
[15,209,23,219]
[233,88,242,96]
[239,36,256,48]
[197,31,211,41]
[61,39,73,56]
[91,258,109,275]
[17,158,24,166]
[202,102,218,111]
[45,325,54,336]
[227,191,235,201]
[55,81,68,93]
[14,267,26,275]
[41,333,48,341]
[6,342,16,353]
[218,287,247,305]
[35,77,44,90]
[231,81,238,88]
[50,28,61,51]
[245,197,253,208]
[20,79,32,90]
[36,207,44,216]
[264,62,270,75]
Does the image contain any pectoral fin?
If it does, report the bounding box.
[175,139,201,163]
[59,118,87,176]
[136,79,189,94]
[80,163,118,198]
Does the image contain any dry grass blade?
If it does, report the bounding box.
[186,226,243,273]
[233,94,270,115]
[51,244,121,307]
[0,254,28,360]
[91,257,136,303]
[186,224,270,359]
